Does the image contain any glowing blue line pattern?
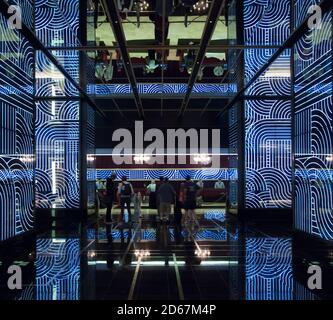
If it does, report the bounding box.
[294,282,319,300]
[92,169,237,181]
[246,238,293,300]
[203,210,226,222]
[245,100,292,208]
[168,228,227,241]
[87,83,237,96]
[87,105,96,209]
[35,48,79,97]
[35,0,80,96]
[11,0,34,30]
[35,0,80,47]
[245,49,291,96]
[36,238,80,300]
[87,228,156,241]
[294,2,333,240]
[35,0,81,209]
[0,11,34,241]
[244,0,290,46]
[35,100,80,208]
[17,283,35,300]
[244,0,292,209]
[228,104,238,210]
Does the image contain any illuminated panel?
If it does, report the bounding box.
[0,11,34,241]
[35,0,81,209]
[35,0,80,47]
[87,83,237,96]
[244,0,290,95]
[244,0,290,46]
[245,49,291,96]
[228,104,238,210]
[245,100,292,208]
[35,100,80,208]
[87,105,96,210]
[36,238,80,300]
[35,50,79,97]
[35,0,80,92]
[93,169,238,181]
[294,5,333,240]
[11,0,34,30]
[86,228,156,241]
[244,0,292,209]
[246,238,293,300]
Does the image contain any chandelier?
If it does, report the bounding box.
[193,154,211,164]
[133,154,151,164]
[191,0,209,13]
[134,249,150,258]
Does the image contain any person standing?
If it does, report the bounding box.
[105,173,117,223]
[117,176,134,224]
[146,179,157,209]
[183,176,200,226]
[158,177,176,223]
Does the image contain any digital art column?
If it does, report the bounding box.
[0,0,34,241]
[294,0,333,240]
[34,0,81,209]
[243,0,292,209]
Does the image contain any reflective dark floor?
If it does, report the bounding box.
[1,208,333,300]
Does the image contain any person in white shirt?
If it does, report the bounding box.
[146,179,157,209]
[214,179,225,189]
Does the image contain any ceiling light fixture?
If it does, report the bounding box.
[193,154,211,164]
[136,0,149,11]
[134,249,150,258]
[191,0,209,13]
[133,154,151,164]
[195,249,211,258]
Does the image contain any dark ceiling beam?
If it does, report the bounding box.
[0,0,108,120]
[101,0,144,119]
[216,0,333,118]
[177,0,226,118]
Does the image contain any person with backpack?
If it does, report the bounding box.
[183,175,201,227]
[117,176,134,224]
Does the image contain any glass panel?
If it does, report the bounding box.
[35,100,80,209]
[0,10,34,241]
[35,0,81,47]
[35,50,79,97]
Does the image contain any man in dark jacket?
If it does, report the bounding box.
[157,177,176,223]
[105,172,117,223]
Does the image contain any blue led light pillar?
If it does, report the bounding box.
[0,1,35,241]
[293,1,333,240]
[242,0,292,214]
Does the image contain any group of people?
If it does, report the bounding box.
[101,174,224,227]
[145,176,201,225]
